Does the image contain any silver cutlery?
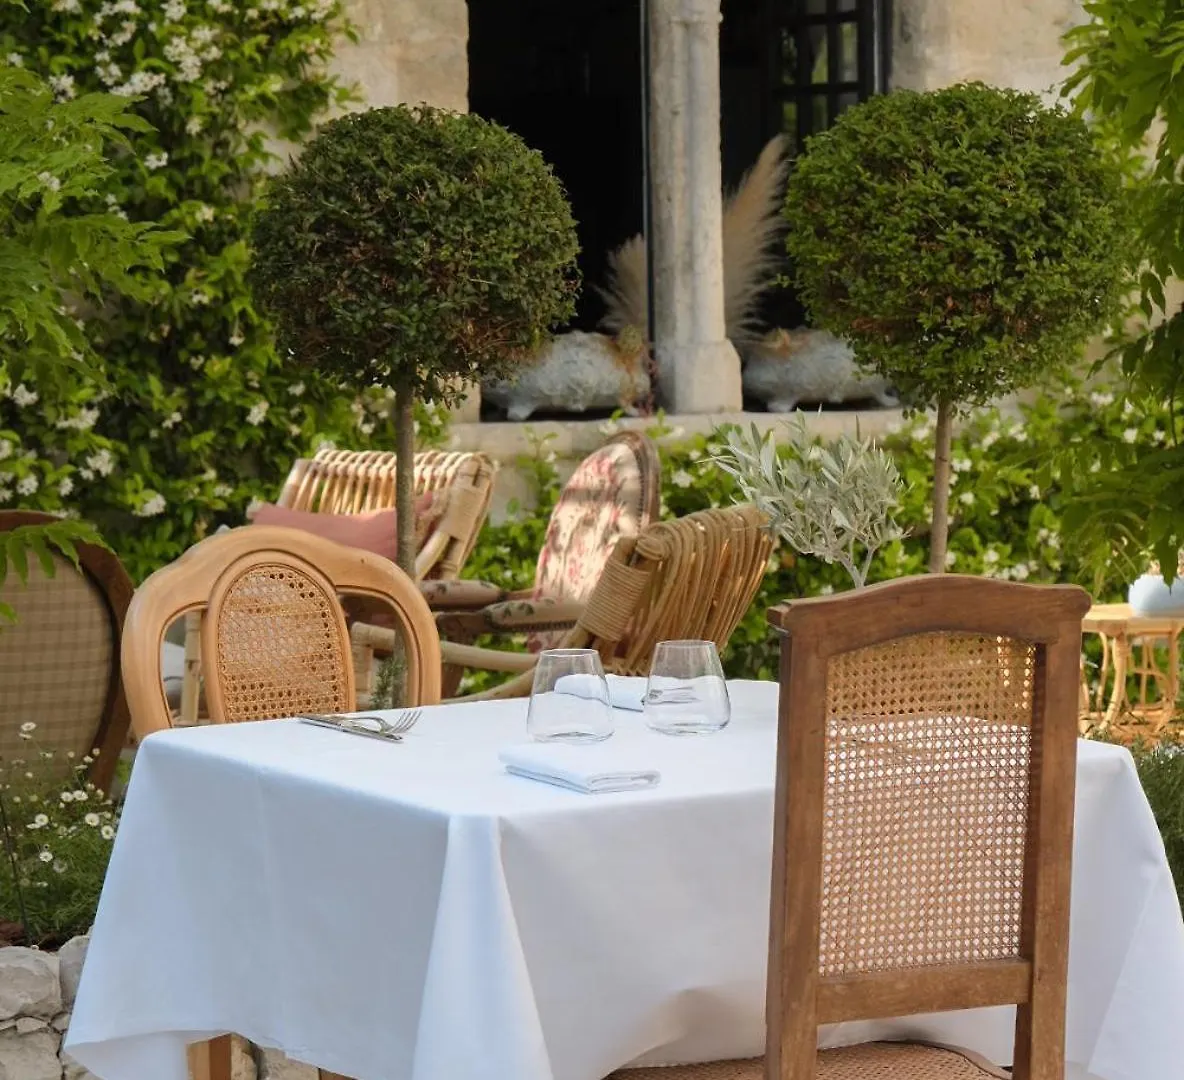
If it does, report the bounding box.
[297,709,422,743]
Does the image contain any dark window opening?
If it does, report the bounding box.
[466,0,890,349]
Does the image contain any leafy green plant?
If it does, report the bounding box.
[0,0,431,582]
[249,104,581,571]
[0,725,118,948]
[456,376,1155,687]
[713,417,903,589]
[0,62,177,603]
[784,83,1134,572]
[1061,2,1184,580]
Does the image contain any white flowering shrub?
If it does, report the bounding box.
[0,723,118,947]
[0,2,446,580]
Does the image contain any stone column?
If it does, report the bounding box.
[649,0,743,414]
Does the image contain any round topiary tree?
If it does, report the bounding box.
[784,82,1132,573]
[249,105,580,572]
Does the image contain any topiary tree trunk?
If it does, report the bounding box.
[394,385,416,575]
[929,399,953,574]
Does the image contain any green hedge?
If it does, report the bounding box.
[462,377,1167,687]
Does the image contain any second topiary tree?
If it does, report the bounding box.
[784,82,1132,572]
[250,105,580,572]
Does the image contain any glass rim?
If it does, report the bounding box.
[654,639,717,649]
[537,648,603,658]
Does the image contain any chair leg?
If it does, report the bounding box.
[188,1034,232,1080]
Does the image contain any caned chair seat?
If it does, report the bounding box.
[613,1042,1005,1080]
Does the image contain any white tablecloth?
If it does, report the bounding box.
[66,682,1184,1080]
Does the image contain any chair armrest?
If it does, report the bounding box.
[436,597,585,639]
[418,579,507,611]
[440,641,538,674]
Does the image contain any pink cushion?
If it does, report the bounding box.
[249,491,436,563]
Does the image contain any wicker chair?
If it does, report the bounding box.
[173,449,492,726]
[123,526,441,739]
[0,511,132,795]
[405,431,661,696]
[614,574,1090,1080]
[354,504,772,701]
[277,449,497,582]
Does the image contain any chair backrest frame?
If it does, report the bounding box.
[277,449,496,581]
[766,575,1090,1080]
[0,512,133,794]
[123,526,441,737]
[571,503,772,673]
[527,431,661,651]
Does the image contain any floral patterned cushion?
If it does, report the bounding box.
[529,434,656,651]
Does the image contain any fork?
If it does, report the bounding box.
[297,708,422,742]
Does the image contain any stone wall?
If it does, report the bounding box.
[332,0,468,113]
[892,0,1086,95]
[0,940,89,1080]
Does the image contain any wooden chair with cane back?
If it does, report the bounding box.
[124,525,441,740]
[0,511,132,795]
[122,526,440,1080]
[173,449,491,726]
[612,574,1091,1080]
[354,504,773,702]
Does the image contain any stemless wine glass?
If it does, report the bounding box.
[526,649,614,743]
[644,640,731,735]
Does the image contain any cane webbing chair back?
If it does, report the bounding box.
[123,526,440,738]
[0,512,132,794]
[278,449,496,581]
[765,576,1091,1080]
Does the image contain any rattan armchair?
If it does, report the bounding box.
[278,448,496,582]
[613,574,1090,1080]
[123,525,441,740]
[353,504,772,701]
[0,511,132,795]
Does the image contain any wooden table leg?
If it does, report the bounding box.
[188,1035,231,1080]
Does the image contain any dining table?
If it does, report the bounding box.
[65,680,1184,1080]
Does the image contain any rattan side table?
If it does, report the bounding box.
[1081,602,1184,731]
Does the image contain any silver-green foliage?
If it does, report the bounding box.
[713,418,904,589]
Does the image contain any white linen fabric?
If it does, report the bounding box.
[500,741,660,793]
[553,673,647,711]
[66,681,1184,1080]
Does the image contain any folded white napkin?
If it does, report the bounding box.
[552,673,647,712]
[499,743,660,794]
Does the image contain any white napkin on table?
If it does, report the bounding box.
[499,742,660,794]
[552,673,648,711]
